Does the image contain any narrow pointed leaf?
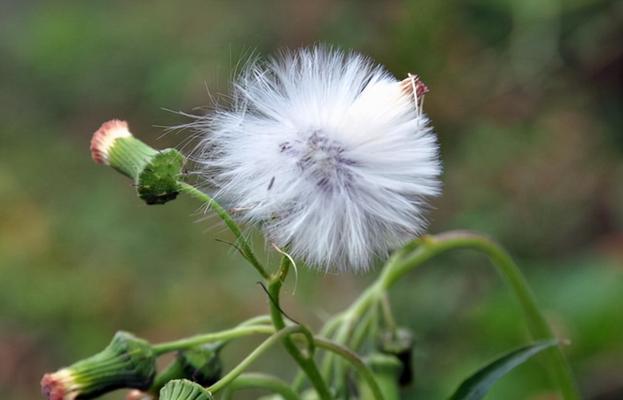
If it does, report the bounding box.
[448,339,558,400]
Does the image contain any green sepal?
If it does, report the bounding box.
[160,379,213,400]
[137,148,185,205]
[150,344,223,392]
[68,331,156,398]
[177,344,223,386]
[104,133,185,206]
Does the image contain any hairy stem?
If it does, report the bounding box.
[152,325,274,356]
[325,230,580,400]
[206,325,305,394]
[313,337,385,400]
[177,181,269,279]
[269,256,333,400]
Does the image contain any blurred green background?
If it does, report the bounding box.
[1,0,622,399]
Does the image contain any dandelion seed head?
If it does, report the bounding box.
[194,46,442,272]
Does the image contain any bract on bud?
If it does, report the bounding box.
[41,331,156,400]
[159,379,212,400]
[148,344,222,395]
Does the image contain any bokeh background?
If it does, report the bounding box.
[1,1,622,399]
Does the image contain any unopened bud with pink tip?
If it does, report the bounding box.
[41,331,156,400]
[90,120,185,205]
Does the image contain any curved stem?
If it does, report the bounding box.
[152,325,274,355]
[350,304,379,352]
[320,286,381,384]
[332,230,579,400]
[269,256,332,400]
[236,314,272,327]
[292,313,345,391]
[379,294,397,333]
[222,373,301,400]
[177,181,269,279]
[206,326,305,394]
[313,337,385,400]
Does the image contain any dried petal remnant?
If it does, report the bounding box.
[90,119,131,165]
[41,369,76,400]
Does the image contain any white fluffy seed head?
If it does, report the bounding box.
[194,46,442,272]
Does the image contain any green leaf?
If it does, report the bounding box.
[448,339,558,400]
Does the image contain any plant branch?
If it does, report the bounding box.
[177,181,269,279]
[328,230,580,400]
[269,256,332,400]
[152,325,274,356]
[313,337,385,400]
[206,325,305,394]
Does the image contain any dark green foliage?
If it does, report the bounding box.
[448,340,557,400]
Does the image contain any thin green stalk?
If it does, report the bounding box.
[222,373,301,400]
[152,325,274,355]
[292,313,345,391]
[382,231,579,399]
[331,230,579,400]
[313,337,385,400]
[349,306,377,352]
[379,294,397,333]
[320,285,381,383]
[331,305,380,398]
[269,256,333,400]
[206,325,305,394]
[177,181,269,280]
[237,315,272,327]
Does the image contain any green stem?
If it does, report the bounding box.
[152,325,274,355]
[313,337,385,400]
[328,230,579,400]
[320,285,381,385]
[222,373,301,400]
[269,256,332,400]
[292,313,345,391]
[177,181,269,280]
[206,325,305,394]
[379,294,397,333]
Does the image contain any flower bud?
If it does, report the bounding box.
[90,119,185,205]
[41,331,156,400]
[148,344,222,394]
[177,344,222,386]
[378,327,414,386]
[159,379,212,400]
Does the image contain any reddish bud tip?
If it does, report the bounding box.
[90,119,131,165]
[41,371,73,400]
